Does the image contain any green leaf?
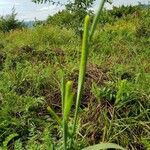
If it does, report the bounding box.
[61,71,65,118]
[14,139,23,150]
[89,0,106,40]
[72,14,90,138]
[3,133,18,149]
[63,81,74,150]
[0,147,3,150]
[116,80,128,105]
[64,81,74,121]
[47,106,61,126]
[82,143,126,150]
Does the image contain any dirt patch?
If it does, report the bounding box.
[70,63,109,107]
[19,45,34,53]
[28,63,109,116]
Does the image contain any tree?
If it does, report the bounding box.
[32,0,96,12]
[65,0,95,28]
[32,0,112,38]
[32,0,111,13]
[46,10,75,27]
[0,8,25,32]
[32,0,96,37]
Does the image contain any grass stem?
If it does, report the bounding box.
[89,0,106,41]
[72,15,90,142]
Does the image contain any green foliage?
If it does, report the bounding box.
[135,5,150,38]
[33,0,96,36]
[73,15,90,136]
[116,80,129,105]
[0,3,150,150]
[0,133,18,150]
[44,1,124,149]
[82,143,125,150]
[47,106,61,126]
[0,8,25,32]
[33,19,45,27]
[97,4,148,24]
[92,80,130,106]
[14,139,24,150]
[46,10,76,28]
[65,0,95,27]
[32,0,60,5]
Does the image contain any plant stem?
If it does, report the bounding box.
[63,81,74,150]
[61,72,65,119]
[107,107,115,142]
[70,0,107,148]
[47,106,61,126]
[89,0,106,41]
[72,15,90,142]
[61,73,67,150]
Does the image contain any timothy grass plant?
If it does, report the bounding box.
[47,0,126,149]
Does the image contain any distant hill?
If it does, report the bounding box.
[24,21,35,27]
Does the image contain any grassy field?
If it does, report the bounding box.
[0,4,150,150]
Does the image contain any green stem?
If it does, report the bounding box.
[61,73,67,150]
[72,15,90,141]
[89,0,106,41]
[47,106,61,126]
[70,0,107,148]
[107,107,115,142]
[63,120,67,150]
[63,81,74,150]
[61,72,65,120]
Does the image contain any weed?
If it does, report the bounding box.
[47,0,125,149]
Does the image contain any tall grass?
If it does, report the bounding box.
[1,1,148,149]
[47,0,126,149]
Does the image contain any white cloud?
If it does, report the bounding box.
[39,6,54,11]
[0,1,20,6]
[0,2,12,5]
[14,2,20,6]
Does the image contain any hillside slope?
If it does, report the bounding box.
[0,5,150,149]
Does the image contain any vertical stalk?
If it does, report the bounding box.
[63,81,74,150]
[72,15,90,139]
[89,0,106,41]
[61,73,67,150]
[71,0,107,147]
[63,120,67,150]
[61,72,65,118]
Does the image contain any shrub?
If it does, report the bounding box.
[0,8,25,32]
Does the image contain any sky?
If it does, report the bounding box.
[0,0,149,21]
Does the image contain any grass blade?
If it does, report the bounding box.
[3,133,19,150]
[61,72,65,118]
[82,143,126,150]
[47,106,61,126]
[63,81,74,150]
[64,81,74,121]
[72,15,90,138]
[89,0,106,41]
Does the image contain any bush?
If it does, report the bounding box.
[135,5,150,38]
[46,10,75,28]
[0,8,26,32]
[46,10,93,39]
